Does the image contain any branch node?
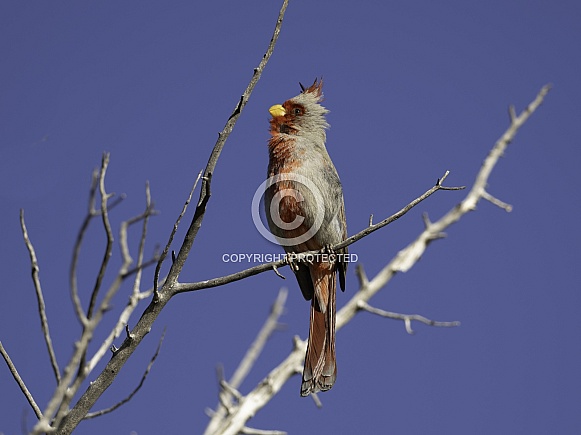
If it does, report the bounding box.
[272,263,286,280]
[436,171,466,191]
[481,190,513,212]
[292,335,304,351]
[125,324,132,340]
[437,170,450,186]
[427,231,447,242]
[220,378,243,403]
[404,318,415,335]
[229,95,245,119]
[508,104,517,123]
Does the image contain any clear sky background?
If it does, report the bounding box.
[1,1,580,434]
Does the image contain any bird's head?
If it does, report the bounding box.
[268,78,329,138]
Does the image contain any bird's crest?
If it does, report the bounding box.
[299,78,324,98]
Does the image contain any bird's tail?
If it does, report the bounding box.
[301,263,336,396]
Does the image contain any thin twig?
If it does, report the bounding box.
[70,170,99,327]
[154,170,202,294]
[333,171,464,252]
[20,209,61,383]
[357,301,460,335]
[87,152,115,320]
[134,181,153,296]
[219,378,243,404]
[310,393,323,408]
[241,427,287,435]
[83,328,166,419]
[0,341,43,419]
[481,189,513,212]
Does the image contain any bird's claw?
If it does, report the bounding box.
[322,244,335,256]
[286,253,301,272]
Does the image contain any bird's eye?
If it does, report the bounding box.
[293,108,302,115]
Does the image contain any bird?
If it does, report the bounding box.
[265,78,348,396]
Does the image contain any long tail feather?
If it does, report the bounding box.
[301,264,337,396]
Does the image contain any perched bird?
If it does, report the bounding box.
[265,79,348,396]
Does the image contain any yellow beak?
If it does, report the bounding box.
[269,104,286,117]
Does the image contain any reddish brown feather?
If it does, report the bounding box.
[301,262,337,396]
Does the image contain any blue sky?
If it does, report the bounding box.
[1,1,580,434]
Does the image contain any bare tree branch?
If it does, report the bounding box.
[357,300,460,335]
[132,181,153,295]
[68,167,126,326]
[20,209,61,383]
[0,341,43,420]
[69,169,98,327]
[86,152,116,320]
[334,171,465,252]
[201,84,551,434]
